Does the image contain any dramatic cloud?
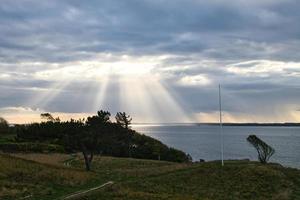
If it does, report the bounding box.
[0,0,300,123]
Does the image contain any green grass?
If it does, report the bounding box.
[0,134,15,144]
[80,160,300,200]
[1,153,300,200]
[0,154,95,200]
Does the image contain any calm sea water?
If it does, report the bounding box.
[133,124,300,168]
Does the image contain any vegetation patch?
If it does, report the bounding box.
[13,111,191,171]
[0,154,94,200]
[90,161,298,200]
[1,154,300,200]
[0,142,65,153]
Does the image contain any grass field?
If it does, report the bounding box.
[1,153,300,200]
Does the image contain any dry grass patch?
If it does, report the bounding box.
[9,153,71,167]
[0,154,94,199]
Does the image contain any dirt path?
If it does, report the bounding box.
[62,181,114,199]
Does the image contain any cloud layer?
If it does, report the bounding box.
[1,0,300,123]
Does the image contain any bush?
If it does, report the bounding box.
[130,132,191,162]
[0,142,65,153]
[0,117,9,134]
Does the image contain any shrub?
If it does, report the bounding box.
[0,142,65,153]
[0,117,9,134]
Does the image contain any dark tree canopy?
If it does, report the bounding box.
[247,135,275,164]
[40,113,60,122]
[86,110,111,126]
[115,112,132,129]
[15,110,192,171]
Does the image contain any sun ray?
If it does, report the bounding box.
[117,75,193,123]
[143,78,193,123]
[26,66,93,112]
[91,75,110,112]
[27,80,73,110]
[21,56,193,123]
[118,77,157,122]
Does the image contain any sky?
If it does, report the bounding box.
[1,0,300,124]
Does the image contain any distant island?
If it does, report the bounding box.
[198,123,300,127]
[132,123,300,127]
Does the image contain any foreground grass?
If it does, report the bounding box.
[0,154,97,200]
[1,153,300,200]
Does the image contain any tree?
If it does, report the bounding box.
[115,112,132,129]
[40,113,60,122]
[63,119,98,171]
[86,110,111,126]
[0,117,9,134]
[65,110,112,171]
[247,135,275,164]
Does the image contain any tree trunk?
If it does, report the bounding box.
[82,151,91,171]
[81,144,93,171]
[89,152,94,163]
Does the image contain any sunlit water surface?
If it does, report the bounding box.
[133,124,300,168]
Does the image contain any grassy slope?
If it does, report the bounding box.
[0,154,97,200]
[0,154,300,200]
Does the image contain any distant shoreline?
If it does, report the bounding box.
[12,122,300,127]
[199,123,300,127]
[132,123,300,127]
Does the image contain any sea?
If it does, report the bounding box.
[132,124,300,169]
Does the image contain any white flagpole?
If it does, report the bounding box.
[219,84,224,166]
